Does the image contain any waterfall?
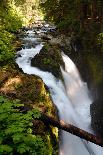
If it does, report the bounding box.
[60,53,103,155]
[16,28,103,155]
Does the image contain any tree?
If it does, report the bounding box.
[41,0,103,33]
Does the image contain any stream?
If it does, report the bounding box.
[16,24,103,155]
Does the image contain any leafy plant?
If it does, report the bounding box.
[0,30,15,63]
[0,96,49,155]
[97,33,103,44]
[3,8,22,32]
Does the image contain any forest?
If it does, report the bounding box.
[0,0,103,155]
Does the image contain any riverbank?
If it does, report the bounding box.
[0,23,59,155]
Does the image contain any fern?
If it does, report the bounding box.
[0,96,49,155]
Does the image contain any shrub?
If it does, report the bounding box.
[0,30,15,63]
[0,96,49,155]
[3,8,22,32]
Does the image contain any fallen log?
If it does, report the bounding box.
[35,113,103,147]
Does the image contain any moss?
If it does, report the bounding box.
[43,58,51,65]
[0,65,58,154]
[87,54,103,85]
[0,66,56,115]
[31,43,65,79]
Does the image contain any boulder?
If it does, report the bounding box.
[31,43,65,79]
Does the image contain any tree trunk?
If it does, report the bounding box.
[35,113,103,147]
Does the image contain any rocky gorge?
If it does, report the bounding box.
[27,22,103,139]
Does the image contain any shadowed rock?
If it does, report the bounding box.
[90,99,103,138]
[31,43,65,79]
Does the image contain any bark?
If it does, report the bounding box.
[91,0,97,21]
[36,113,103,147]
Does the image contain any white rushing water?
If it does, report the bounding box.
[16,29,103,155]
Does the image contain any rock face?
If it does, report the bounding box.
[31,43,65,79]
[0,65,56,116]
[55,34,103,138]
[90,100,103,138]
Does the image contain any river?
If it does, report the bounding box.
[16,24,103,155]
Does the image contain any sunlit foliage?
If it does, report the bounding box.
[0,0,23,64]
[0,30,15,63]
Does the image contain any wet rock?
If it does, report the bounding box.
[90,99,103,138]
[48,34,71,51]
[31,43,65,79]
[21,26,29,31]
[15,54,21,59]
[41,36,51,41]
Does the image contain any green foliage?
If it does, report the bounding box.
[40,0,77,30]
[0,2,22,32]
[97,33,103,44]
[0,96,49,155]
[0,30,15,63]
[13,0,26,6]
[0,0,23,65]
[0,0,43,65]
[41,0,103,34]
[57,18,80,33]
[3,8,22,32]
[87,54,103,84]
[43,58,51,65]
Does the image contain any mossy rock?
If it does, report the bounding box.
[31,43,65,79]
[0,65,57,117]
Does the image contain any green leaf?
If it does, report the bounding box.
[0,145,13,153]
[32,109,41,119]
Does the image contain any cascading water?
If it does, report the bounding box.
[16,27,103,155]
